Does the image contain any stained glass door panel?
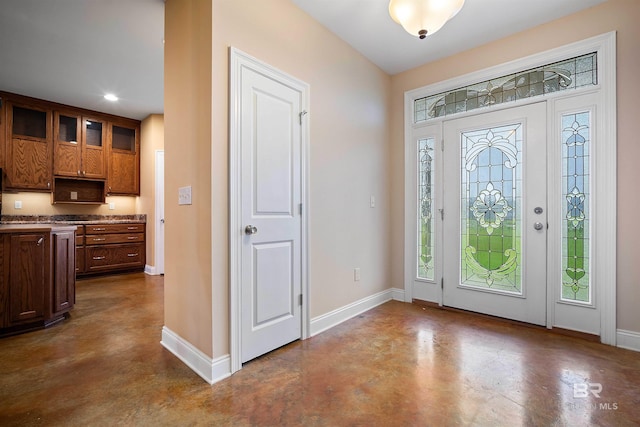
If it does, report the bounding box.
[443,103,547,326]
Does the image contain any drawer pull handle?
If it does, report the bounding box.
[93,256,106,260]
[93,227,106,231]
[127,236,138,240]
[127,253,139,257]
[93,238,106,241]
[37,237,44,245]
[127,227,138,230]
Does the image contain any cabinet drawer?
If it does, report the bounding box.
[85,233,144,245]
[85,223,145,234]
[86,243,145,271]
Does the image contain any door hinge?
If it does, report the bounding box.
[441,277,444,289]
[299,110,308,125]
[299,294,303,306]
[441,139,444,152]
[299,203,303,215]
[439,208,444,220]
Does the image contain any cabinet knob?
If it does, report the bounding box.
[36,237,44,245]
[78,170,81,176]
[47,182,50,188]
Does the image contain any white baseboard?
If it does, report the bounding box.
[144,265,156,275]
[161,326,232,384]
[617,329,640,352]
[310,288,404,337]
[391,287,405,302]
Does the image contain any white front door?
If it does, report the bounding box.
[239,62,303,363]
[443,103,547,325]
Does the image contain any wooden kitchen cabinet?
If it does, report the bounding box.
[0,91,141,198]
[54,112,107,179]
[79,222,145,275]
[4,100,52,191]
[51,230,75,317]
[0,225,76,336]
[7,232,47,325]
[108,120,140,196]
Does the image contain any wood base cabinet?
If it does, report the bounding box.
[77,222,145,275]
[0,225,76,337]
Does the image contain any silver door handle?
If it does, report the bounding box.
[533,222,544,230]
[245,225,258,235]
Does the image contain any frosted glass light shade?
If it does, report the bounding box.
[389,0,465,39]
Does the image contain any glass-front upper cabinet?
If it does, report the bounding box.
[6,101,52,190]
[108,121,140,195]
[54,112,106,179]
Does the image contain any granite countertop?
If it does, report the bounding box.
[0,214,147,225]
[0,223,79,233]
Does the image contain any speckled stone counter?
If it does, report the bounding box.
[0,214,146,225]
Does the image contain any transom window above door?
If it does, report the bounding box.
[413,52,597,123]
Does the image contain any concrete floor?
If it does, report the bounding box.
[0,273,638,426]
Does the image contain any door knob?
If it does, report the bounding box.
[533,222,544,231]
[245,225,258,235]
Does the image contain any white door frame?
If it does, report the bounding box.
[154,150,165,275]
[403,32,617,345]
[229,47,311,373]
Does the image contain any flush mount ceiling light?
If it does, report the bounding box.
[389,0,465,39]
[104,93,119,101]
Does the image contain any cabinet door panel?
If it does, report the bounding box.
[52,232,75,316]
[7,138,51,190]
[9,234,46,324]
[83,146,106,178]
[54,143,81,177]
[109,151,138,195]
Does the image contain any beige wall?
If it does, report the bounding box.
[390,0,640,332]
[212,0,392,357]
[164,0,213,355]
[137,114,165,269]
[164,0,392,359]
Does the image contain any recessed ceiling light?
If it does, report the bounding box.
[104,93,118,101]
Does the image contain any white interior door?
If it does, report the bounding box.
[155,150,164,275]
[240,64,303,363]
[443,103,547,325]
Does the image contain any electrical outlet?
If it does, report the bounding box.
[354,268,361,282]
[70,191,78,200]
[178,186,192,205]
[14,200,22,209]
[109,202,115,210]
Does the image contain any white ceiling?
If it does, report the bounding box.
[0,0,164,121]
[0,0,606,120]
[293,0,607,75]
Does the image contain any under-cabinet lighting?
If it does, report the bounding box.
[104,93,119,101]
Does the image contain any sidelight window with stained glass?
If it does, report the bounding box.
[460,124,522,294]
[561,111,591,303]
[418,138,435,280]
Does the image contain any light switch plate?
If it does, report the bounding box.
[178,186,192,205]
[14,200,22,209]
[109,202,115,210]
[70,191,78,200]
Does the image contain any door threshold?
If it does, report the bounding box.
[411,299,599,343]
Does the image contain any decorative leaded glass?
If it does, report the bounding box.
[418,138,435,280]
[561,112,591,303]
[414,53,597,123]
[461,124,522,293]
